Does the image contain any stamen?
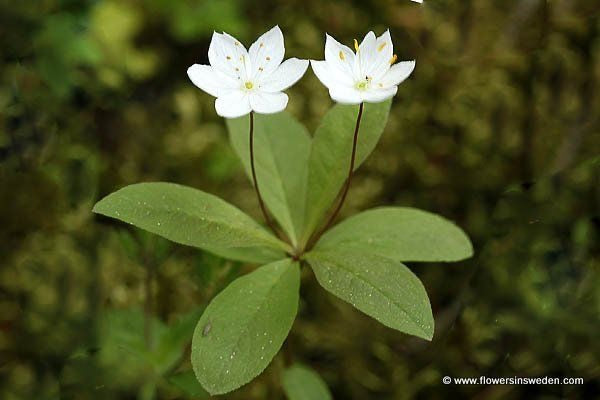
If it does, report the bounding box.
[389,54,397,65]
[339,51,345,61]
[266,56,271,61]
[259,42,264,47]
[245,81,254,90]
[226,56,231,60]
[354,39,359,52]
[378,42,387,52]
[258,67,264,71]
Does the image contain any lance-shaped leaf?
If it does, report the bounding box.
[283,364,332,400]
[305,249,433,340]
[191,259,300,395]
[301,100,391,243]
[315,207,473,262]
[228,112,311,246]
[93,182,290,263]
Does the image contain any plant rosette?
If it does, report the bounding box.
[93,25,472,396]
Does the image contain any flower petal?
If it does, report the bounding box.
[367,30,394,79]
[215,90,252,118]
[249,91,289,114]
[311,60,336,90]
[249,26,285,78]
[208,32,251,81]
[329,85,363,105]
[324,34,357,85]
[260,58,308,92]
[187,64,238,98]
[379,60,416,87]
[357,31,377,76]
[361,87,398,103]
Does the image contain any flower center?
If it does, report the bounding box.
[244,81,254,90]
[355,76,372,91]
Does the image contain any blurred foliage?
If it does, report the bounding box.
[0,0,598,399]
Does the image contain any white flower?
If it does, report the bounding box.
[311,31,415,104]
[187,26,309,118]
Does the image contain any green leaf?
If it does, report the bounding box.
[282,364,332,400]
[305,249,434,340]
[153,308,204,372]
[168,370,209,398]
[301,100,392,244]
[191,259,300,395]
[227,112,311,246]
[315,207,473,262]
[93,182,289,263]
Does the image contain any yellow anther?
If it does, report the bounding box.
[339,51,345,61]
[245,81,254,90]
[378,42,387,52]
[354,39,359,52]
[389,54,398,65]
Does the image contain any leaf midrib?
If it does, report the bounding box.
[307,251,429,338]
[213,261,294,387]
[95,193,286,251]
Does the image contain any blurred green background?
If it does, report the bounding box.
[1,0,598,399]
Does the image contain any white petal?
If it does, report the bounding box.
[357,31,377,76]
[367,30,394,79]
[249,91,288,114]
[215,90,252,118]
[311,60,337,90]
[379,60,416,87]
[324,34,357,85]
[187,64,237,98]
[361,87,398,103]
[260,58,308,92]
[329,85,363,105]
[208,32,251,81]
[249,26,285,78]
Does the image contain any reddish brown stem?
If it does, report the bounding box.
[307,102,364,250]
[249,112,279,236]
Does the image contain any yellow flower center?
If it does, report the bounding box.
[245,81,254,90]
[355,76,372,91]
